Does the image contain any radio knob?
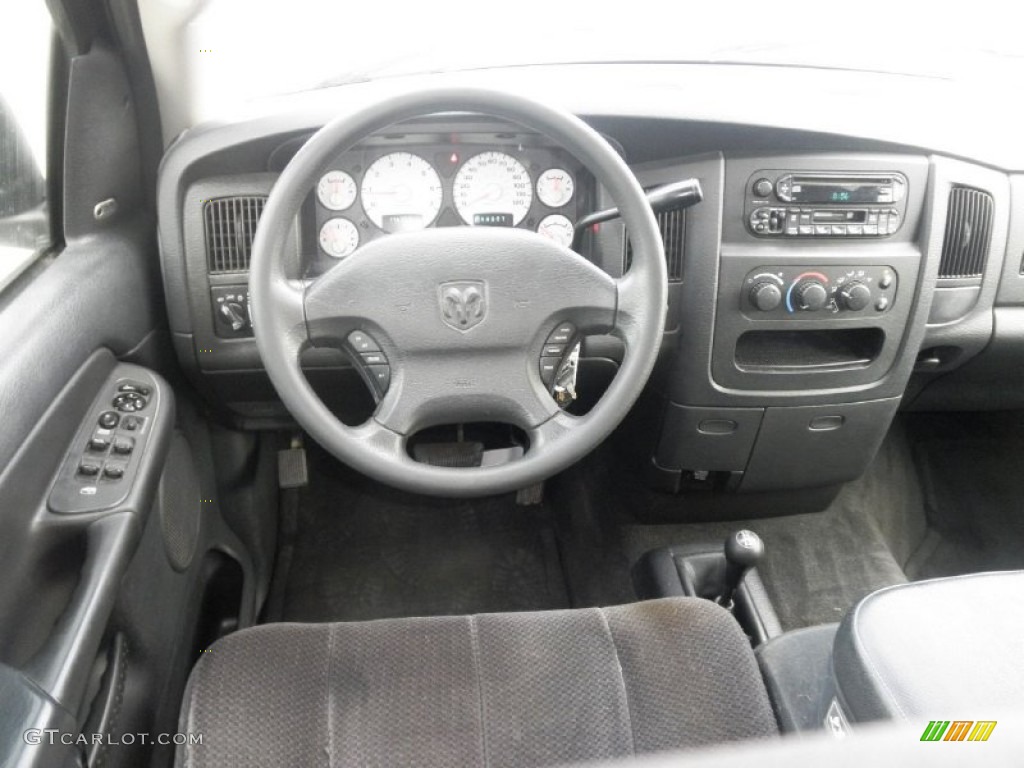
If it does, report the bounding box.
[839,281,872,312]
[749,281,783,312]
[752,178,774,198]
[795,280,829,311]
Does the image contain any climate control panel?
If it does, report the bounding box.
[742,266,897,318]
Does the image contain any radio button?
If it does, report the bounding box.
[848,225,864,235]
[799,225,814,236]
[815,225,832,235]
[799,212,812,225]
[864,224,879,236]
[832,224,847,235]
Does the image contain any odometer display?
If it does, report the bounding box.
[454,152,532,226]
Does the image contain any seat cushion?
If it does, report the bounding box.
[177,598,776,767]
[833,571,1024,722]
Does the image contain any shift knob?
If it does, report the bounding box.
[719,530,765,607]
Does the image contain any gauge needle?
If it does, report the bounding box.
[468,184,502,207]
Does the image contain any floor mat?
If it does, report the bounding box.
[907,413,1024,579]
[618,429,920,631]
[272,451,569,623]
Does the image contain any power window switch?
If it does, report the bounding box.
[112,438,134,456]
[88,437,111,452]
[77,462,101,477]
[103,464,125,480]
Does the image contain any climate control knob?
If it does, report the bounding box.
[839,281,872,311]
[749,281,783,312]
[795,279,828,311]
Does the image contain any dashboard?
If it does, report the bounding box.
[156,63,1024,497]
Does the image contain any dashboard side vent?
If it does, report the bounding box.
[939,186,993,279]
[204,196,266,274]
[624,209,686,281]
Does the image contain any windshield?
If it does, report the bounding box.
[166,0,1019,123]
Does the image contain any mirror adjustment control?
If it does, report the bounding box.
[112,392,147,412]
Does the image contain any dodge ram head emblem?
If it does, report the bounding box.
[438,281,487,331]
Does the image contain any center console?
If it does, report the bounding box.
[648,153,937,496]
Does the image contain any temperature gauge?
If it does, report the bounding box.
[537,214,574,248]
[319,218,360,259]
[317,170,358,211]
[537,168,574,208]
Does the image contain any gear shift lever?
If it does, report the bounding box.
[719,530,764,607]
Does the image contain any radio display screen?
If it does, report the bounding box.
[791,180,888,204]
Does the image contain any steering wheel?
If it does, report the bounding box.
[249,88,666,497]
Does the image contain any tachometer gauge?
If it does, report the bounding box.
[319,218,360,259]
[537,168,574,208]
[454,151,532,226]
[537,214,575,248]
[360,152,442,233]
[317,170,358,211]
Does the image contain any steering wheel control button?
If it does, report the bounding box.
[361,351,388,366]
[547,323,576,345]
[348,331,380,353]
[539,357,562,386]
[102,465,126,481]
[98,411,120,429]
[542,343,567,357]
[77,462,101,477]
[112,391,147,412]
[368,365,391,393]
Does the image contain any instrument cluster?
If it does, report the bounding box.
[308,138,585,272]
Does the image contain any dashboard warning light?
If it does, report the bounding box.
[450,153,459,164]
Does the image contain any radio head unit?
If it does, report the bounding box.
[745,171,909,238]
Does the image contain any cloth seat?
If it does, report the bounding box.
[176,598,777,767]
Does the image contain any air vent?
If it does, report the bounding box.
[939,186,993,279]
[623,208,686,281]
[203,196,266,274]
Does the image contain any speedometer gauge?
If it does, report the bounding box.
[317,170,357,211]
[454,152,532,226]
[361,152,442,233]
[319,218,360,259]
[537,168,574,208]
